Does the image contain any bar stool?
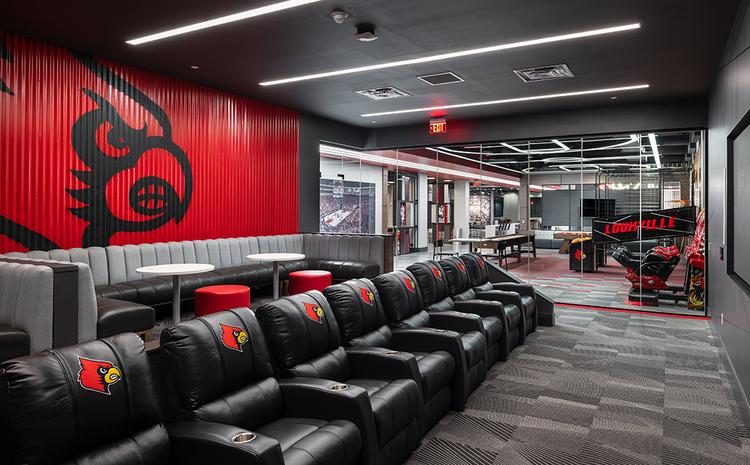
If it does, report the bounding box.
[288,270,333,295]
[194,285,251,317]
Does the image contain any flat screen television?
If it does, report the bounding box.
[582,199,616,217]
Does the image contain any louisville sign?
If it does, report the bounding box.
[592,206,697,245]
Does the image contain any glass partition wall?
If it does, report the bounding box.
[319,130,705,315]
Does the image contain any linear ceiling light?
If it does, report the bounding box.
[320,144,521,188]
[260,22,641,86]
[126,0,324,45]
[648,133,662,168]
[362,84,649,117]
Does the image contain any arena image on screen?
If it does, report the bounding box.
[319,179,376,234]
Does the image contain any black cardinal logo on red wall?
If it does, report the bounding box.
[359,287,375,305]
[303,301,325,324]
[404,276,416,293]
[78,357,122,395]
[220,323,249,352]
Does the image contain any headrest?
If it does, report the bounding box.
[323,279,387,343]
[160,308,273,412]
[460,253,488,286]
[439,257,471,295]
[0,333,160,465]
[406,260,449,305]
[371,270,422,323]
[256,291,341,370]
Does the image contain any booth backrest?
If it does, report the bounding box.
[4,234,385,286]
[0,258,97,352]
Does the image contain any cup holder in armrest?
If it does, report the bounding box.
[329,383,349,391]
[385,351,400,355]
[232,432,257,444]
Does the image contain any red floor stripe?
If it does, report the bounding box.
[556,303,710,320]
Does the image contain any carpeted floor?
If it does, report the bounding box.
[406,307,750,465]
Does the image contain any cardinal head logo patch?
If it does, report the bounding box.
[457,261,466,272]
[78,357,122,395]
[404,276,417,293]
[431,266,442,280]
[303,301,325,324]
[220,323,249,352]
[359,287,375,305]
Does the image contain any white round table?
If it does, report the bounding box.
[137,263,215,324]
[247,253,305,300]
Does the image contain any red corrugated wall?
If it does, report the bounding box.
[0,33,299,252]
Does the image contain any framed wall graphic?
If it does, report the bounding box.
[727,107,750,296]
[319,179,376,234]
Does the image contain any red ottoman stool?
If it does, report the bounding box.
[288,270,333,295]
[194,285,251,317]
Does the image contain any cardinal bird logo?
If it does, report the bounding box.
[575,249,586,261]
[220,323,249,352]
[359,287,375,305]
[431,266,442,280]
[478,259,485,268]
[457,262,466,272]
[404,276,416,293]
[303,302,325,324]
[78,357,122,395]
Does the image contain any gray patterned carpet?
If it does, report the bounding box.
[406,307,750,465]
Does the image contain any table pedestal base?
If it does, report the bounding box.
[173,275,181,324]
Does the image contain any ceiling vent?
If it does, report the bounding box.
[355,87,410,100]
[513,64,574,82]
[417,72,464,86]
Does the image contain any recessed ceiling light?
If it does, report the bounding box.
[126,0,325,45]
[190,65,199,69]
[610,96,618,100]
[360,84,649,117]
[259,22,640,86]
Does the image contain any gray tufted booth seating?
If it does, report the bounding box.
[1,234,386,359]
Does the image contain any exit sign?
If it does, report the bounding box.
[429,118,447,134]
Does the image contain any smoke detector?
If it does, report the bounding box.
[354,23,378,42]
[328,9,349,24]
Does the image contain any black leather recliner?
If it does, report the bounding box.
[371,270,486,410]
[439,256,523,358]
[160,308,362,465]
[407,260,504,366]
[461,252,538,336]
[323,278,455,435]
[256,292,422,465]
[0,332,286,465]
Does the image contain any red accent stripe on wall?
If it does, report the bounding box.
[0,33,298,253]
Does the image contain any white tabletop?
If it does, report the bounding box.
[136,263,215,276]
[247,253,305,262]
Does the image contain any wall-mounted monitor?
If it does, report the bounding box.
[728,108,750,295]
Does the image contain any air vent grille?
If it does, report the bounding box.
[417,72,464,86]
[355,87,410,100]
[514,64,574,82]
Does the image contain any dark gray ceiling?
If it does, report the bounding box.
[1,0,739,127]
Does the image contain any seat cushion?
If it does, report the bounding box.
[307,259,380,280]
[96,298,155,337]
[505,304,522,330]
[481,316,503,345]
[345,378,421,448]
[256,417,360,465]
[212,264,274,287]
[0,324,30,362]
[461,331,485,367]
[414,351,454,400]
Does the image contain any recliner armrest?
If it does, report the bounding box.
[167,421,284,465]
[278,377,378,465]
[346,346,421,385]
[453,299,505,319]
[492,282,535,299]
[475,290,524,310]
[428,310,484,334]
